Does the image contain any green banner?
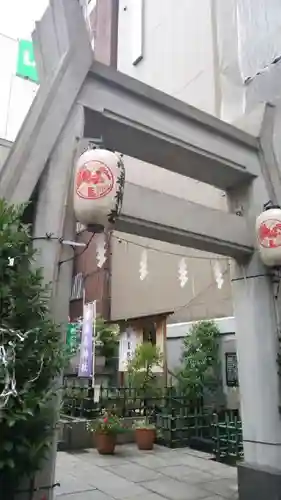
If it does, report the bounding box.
[16,39,38,83]
[66,323,79,355]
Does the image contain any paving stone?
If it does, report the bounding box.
[75,449,132,466]
[160,465,214,483]
[200,462,238,479]
[82,468,132,489]
[56,473,98,496]
[182,449,214,460]
[82,468,146,499]
[201,497,228,500]
[128,494,170,500]
[56,490,114,499]
[143,477,209,500]
[130,453,174,469]
[100,482,147,499]
[55,446,238,500]
[202,478,238,498]
[105,462,162,482]
[122,444,171,455]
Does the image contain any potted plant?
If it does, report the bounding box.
[87,411,123,455]
[133,419,156,450]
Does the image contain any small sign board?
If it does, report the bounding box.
[66,323,80,355]
[16,39,38,83]
[225,352,239,387]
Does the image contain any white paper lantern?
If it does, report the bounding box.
[256,205,281,267]
[74,148,125,228]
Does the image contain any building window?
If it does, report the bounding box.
[143,322,156,345]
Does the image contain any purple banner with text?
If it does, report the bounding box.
[78,302,94,377]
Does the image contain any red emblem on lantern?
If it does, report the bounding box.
[258,219,281,248]
[76,160,114,200]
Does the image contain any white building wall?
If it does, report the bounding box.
[118,0,218,115]
[110,0,231,322]
[117,0,226,208]
[110,0,281,322]
[0,34,38,142]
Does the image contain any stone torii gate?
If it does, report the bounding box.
[1,1,281,499]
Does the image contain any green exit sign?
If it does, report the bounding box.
[16,39,38,83]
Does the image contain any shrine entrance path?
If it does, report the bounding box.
[55,444,238,499]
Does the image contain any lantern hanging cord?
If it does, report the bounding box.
[59,232,95,266]
[113,235,229,261]
[32,233,60,241]
[76,266,229,317]
[263,200,281,211]
[166,267,230,315]
[231,273,269,282]
[16,482,60,494]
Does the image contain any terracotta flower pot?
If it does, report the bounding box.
[95,433,116,455]
[135,428,155,450]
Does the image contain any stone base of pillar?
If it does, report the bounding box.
[238,461,281,500]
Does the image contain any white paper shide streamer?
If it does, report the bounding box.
[178,258,188,288]
[213,261,224,289]
[95,232,107,268]
[0,329,42,409]
[139,249,148,281]
[0,344,17,408]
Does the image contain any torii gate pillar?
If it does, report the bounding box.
[233,253,281,499]
[229,105,281,499]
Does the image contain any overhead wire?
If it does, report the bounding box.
[112,234,230,261]
[172,267,230,316]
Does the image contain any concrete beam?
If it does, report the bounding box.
[79,61,261,190]
[116,183,254,260]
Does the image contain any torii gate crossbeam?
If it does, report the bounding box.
[82,61,260,190]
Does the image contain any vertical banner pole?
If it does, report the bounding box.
[78,297,94,378]
[92,300,97,387]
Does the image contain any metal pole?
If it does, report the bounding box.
[92,300,97,387]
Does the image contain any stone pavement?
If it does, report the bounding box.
[55,444,238,500]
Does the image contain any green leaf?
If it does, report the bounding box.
[15,444,26,454]
[176,320,222,400]
[3,441,13,452]
[6,458,15,469]
[0,198,69,484]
